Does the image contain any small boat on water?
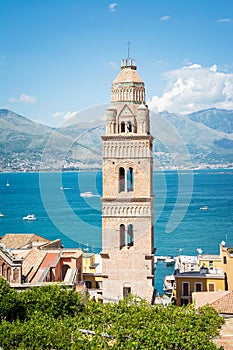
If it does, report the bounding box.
[23,214,37,221]
[80,191,93,197]
[200,206,208,210]
[165,256,176,266]
[163,274,176,297]
[6,180,10,187]
[0,212,4,217]
[80,191,100,198]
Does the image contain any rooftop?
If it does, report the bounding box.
[193,291,233,314]
[0,233,49,249]
[112,62,143,84]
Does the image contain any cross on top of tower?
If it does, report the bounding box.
[121,42,137,70]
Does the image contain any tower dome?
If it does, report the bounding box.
[111,58,145,104]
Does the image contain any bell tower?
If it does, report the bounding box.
[101,56,154,302]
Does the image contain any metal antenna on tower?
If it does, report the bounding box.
[127,41,131,59]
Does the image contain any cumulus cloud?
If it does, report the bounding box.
[148,64,233,114]
[109,3,117,12]
[160,16,171,21]
[9,93,37,104]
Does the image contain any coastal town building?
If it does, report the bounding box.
[101,56,155,302]
[82,252,103,300]
[175,267,225,306]
[0,234,83,289]
[219,241,233,291]
[174,242,233,306]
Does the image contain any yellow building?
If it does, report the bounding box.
[198,254,222,270]
[219,242,233,291]
[175,242,233,306]
[82,253,102,296]
[175,268,225,306]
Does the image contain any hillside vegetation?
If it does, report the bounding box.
[1,108,233,171]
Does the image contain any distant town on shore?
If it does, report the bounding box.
[0,107,233,173]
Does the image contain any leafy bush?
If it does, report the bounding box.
[0,283,224,349]
[18,284,84,319]
[0,277,25,321]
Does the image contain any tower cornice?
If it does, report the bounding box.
[102,135,154,142]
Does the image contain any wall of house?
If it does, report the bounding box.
[0,250,22,284]
[176,276,225,306]
[220,245,233,291]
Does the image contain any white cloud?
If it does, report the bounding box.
[182,58,192,66]
[108,61,118,70]
[217,18,232,23]
[52,111,78,120]
[148,64,233,114]
[52,112,66,119]
[9,93,37,104]
[160,16,171,21]
[109,3,117,12]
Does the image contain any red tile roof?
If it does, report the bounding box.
[193,291,233,314]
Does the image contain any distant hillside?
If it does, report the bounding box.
[0,109,103,171]
[0,108,233,171]
[188,108,233,134]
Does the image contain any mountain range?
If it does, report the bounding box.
[0,107,233,171]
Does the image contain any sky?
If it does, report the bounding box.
[1,0,233,126]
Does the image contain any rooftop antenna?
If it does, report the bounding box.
[127,41,131,60]
[121,41,136,68]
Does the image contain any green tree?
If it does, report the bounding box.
[19,284,84,319]
[0,277,25,321]
[0,285,225,349]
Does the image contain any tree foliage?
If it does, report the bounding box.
[0,278,224,349]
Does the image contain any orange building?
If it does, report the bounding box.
[0,234,83,289]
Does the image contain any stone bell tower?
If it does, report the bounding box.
[101,56,154,302]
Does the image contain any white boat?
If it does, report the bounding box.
[163,274,176,297]
[6,180,10,187]
[23,214,37,221]
[165,256,176,266]
[200,206,208,210]
[0,212,4,217]
[80,191,97,198]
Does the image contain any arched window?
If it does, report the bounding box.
[123,286,131,298]
[13,268,19,282]
[61,264,70,281]
[127,167,134,192]
[120,122,125,133]
[6,267,11,282]
[127,121,132,132]
[119,167,125,192]
[1,263,5,278]
[127,224,134,247]
[120,224,125,249]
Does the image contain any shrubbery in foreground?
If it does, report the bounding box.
[0,277,224,349]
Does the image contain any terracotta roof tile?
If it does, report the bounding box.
[22,250,47,282]
[0,234,49,249]
[62,249,83,259]
[193,291,233,314]
[211,291,233,314]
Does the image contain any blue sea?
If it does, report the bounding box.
[0,169,233,293]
